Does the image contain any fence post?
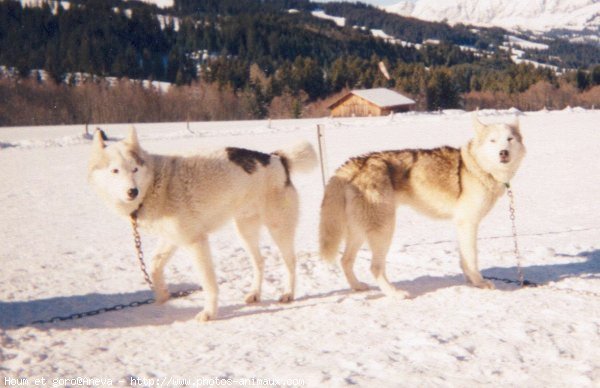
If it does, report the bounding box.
[317,124,328,189]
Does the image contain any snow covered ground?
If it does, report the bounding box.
[1,110,599,386]
[311,10,346,27]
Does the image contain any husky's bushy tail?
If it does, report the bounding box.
[275,141,318,174]
[319,175,348,263]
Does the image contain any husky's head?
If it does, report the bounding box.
[471,114,526,184]
[88,127,153,216]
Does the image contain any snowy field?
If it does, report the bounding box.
[1,110,599,387]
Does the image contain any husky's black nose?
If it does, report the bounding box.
[499,150,510,163]
[127,188,139,199]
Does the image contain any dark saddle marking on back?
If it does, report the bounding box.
[226,147,271,174]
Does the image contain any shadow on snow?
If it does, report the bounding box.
[2,250,598,330]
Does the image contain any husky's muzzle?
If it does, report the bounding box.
[499,150,510,164]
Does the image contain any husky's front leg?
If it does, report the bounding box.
[151,240,177,304]
[190,237,219,322]
[455,220,495,289]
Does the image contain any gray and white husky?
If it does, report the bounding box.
[320,115,526,297]
[89,127,317,321]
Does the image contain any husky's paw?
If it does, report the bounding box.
[351,282,370,292]
[195,310,216,322]
[393,289,412,299]
[278,293,294,303]
[154,289,170,304]
[244,292,261,304]
[472,279,495,290]
[384,289,411,300]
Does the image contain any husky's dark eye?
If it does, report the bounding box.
[132,167,138,173]
[112,168,119,174]
[490,139,496,143]
[507,137,514,142]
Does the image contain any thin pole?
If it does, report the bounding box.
[317,124,328,189]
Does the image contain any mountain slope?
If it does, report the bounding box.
[385,0,600,32]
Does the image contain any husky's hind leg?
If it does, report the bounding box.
[367,211,410,299]
[268,226,297,303]
[266,187,299,303]
[151,240,176,304]
[235,215,265,304]
[341,228,368,291]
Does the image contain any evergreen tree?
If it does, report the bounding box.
[576,69,590,91]
[291,57,325,100]
[45,41,65,84]
[244,81,269,119]
[591,65,600,86]
[426,67,459,110]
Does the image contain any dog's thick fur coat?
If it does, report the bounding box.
[89,127,317,321]
[320,115,526,297]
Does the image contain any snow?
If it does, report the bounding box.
[506,35,549,51]
[498,46,561,72]
[1,110,600,386]
[371,29,394,40]
[20,0,175,11]
[510,56,561,72]
[20,0,70,12]
[0,65,173,93]
[311,10,346,27]
[385,0,600,32]
[570,35,600,44]
[369,29,422,48]
[498,36,562,72]
[126,0,174,8]
[156,14,180,31]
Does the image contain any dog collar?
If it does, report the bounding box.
[130,203,143,219]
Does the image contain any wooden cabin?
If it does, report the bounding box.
[328,88,416,117]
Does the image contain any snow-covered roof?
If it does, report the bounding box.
[348,88,415,108]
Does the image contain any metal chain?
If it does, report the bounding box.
[484,275,538,287]
[22,298,156,328]
[130,210,155,290]
[130,210,202,299]
[483,183,536,288]
[490,189,599,295]
[15,212,201,328]
[505,184,525,286]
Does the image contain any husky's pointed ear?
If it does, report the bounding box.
[92,128,106,150]
[89,128,108,173]
[510,115,521,132]
[125,126,140,147]
[472,112,486,135]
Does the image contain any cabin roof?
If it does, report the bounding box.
[329,88,416,109]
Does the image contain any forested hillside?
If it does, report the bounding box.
[1,0,599,125]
